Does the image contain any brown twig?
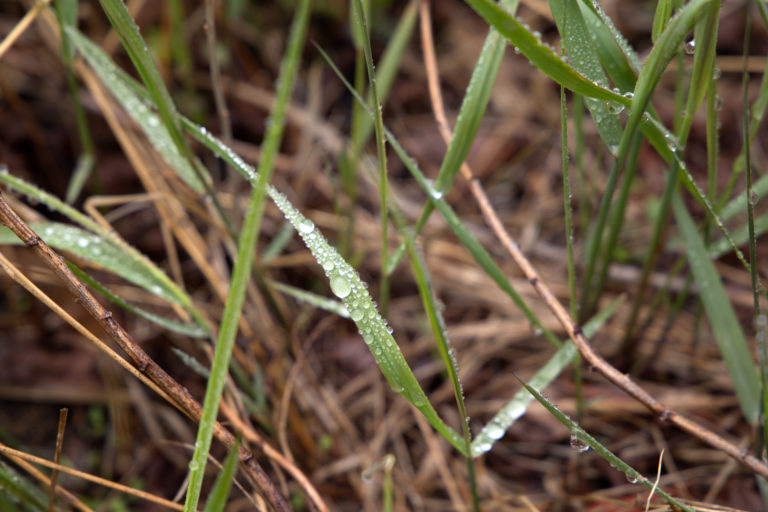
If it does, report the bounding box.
[48,407,68,512]
[0,193,292,512]
[418,0,768,481]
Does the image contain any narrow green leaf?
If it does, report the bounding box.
[462,0,631,105]
[517,378,694,512]
[69,265,206,337]
[202,438,240,512]
[550,0,622,153]
[672,193,759,422]
[96,0,208,191]
[184,1,311,510]
[269,189,466,453]
[268,279,351,318]
[0,222,184,307]
[66,28,208,193]
[652,0,674,42]
[471,297,622,457]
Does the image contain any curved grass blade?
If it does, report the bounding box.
[267,279,351,318]
[66,28,207,193]
[517,377,694,512]
[462,0,631,105]
[270,189,466,453]
[95,0,208,192]
[549,0,622,154]
[672,193,759,423]
[70,265,206,337]
[471,296,622,457]
[202,437,240,512]
[184,1,311,509]
[0,172,200,317]
[0,222,185,307]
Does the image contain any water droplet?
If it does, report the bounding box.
[529,321,542,336]
[330,276,351,298]
[485,421,506,440]
[298,218,315,234]
[429,187,443,200]
[350,309,364,321]
[606,101,624,115]
[623,91,634,99]
[322,260,335,272]
[626,473,639,484]
[77,238,90,248]
[749,190,759,207]
[188,460,199,470]
[684,39,695,55]
[569,433,590,453]
[714,94,723,111]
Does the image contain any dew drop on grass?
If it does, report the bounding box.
[485,421,506,440]
[330,275,351,298]
[569,433,589,453]
[684,39,696,55]
[350,309,364,321]
[626,473,639,484]
[77,238,90,248]
[188,460,199,470]
[322,260,335,272]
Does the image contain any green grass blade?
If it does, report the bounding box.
[471,297,622,456]
[268,279,351,318]
[462,0,631,105]
[352,0,391,311]
[0,459,48,511]
[183,1,311,509]
[0,171,200,315]
[517,377,694,512]
[549,0,622,154]
[65,27,207,193]
[69,264,206,337]
[269,189,465,453]
[202,437,240,512]
[96,0,208,192]
[0,222,185,307]
[672,192,759,423]
[652,0,674,42]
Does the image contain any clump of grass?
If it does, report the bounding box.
[0,0,767,510]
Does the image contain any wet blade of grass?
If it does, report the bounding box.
[672,192,759,423]
[183,0,311,510]
[580,0,714,312]
[96,0,208,192]
[352,0,390,312]
[202,437,240,512]
[386,0,519,274]
[317,45,562,350]
[549,0,622,154]
[517,377,694,512]
[0,220,187,308]
[54,0,96,204]
[462,0,631,104]
[65,27,207,194]
[471,297,622,457]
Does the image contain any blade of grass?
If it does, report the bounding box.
[54,0,97,204]
[386,0,519,274]
[352,0,391,313]
[517,377,694,512]
[672,192,759,422]
[202,437,240,512]
[96,0,207,192]
[183,1,310,509]
[65,27,206,194]
[316,44,563,350]
[549,0,622,154]
[471,297,622,456]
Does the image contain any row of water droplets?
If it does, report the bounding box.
[269,188,425,405]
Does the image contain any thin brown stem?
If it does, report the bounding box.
[0,193,292,512]
[418,1,768,481]
[48,408,68,512]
